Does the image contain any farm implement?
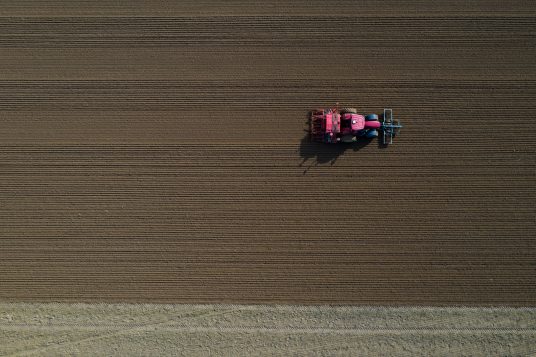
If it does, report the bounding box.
[310,106,402,145]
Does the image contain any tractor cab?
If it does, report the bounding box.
[340,112,365,135]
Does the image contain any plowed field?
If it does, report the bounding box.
[0,1,535,305]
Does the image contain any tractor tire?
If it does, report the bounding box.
[365,114,379,122]
[340,134,356,143]
[366,129,379,139]
[340,107,357,114]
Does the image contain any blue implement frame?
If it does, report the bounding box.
[381,108,403,145]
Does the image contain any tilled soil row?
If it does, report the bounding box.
[0,1,534,305]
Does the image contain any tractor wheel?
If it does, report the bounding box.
[340,134,356,143]
[365,114,379,122]
[366,129,378,138]
[340,107,357,114]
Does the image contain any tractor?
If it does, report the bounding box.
[310,106,402,145]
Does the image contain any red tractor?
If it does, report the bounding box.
[310,106,402,145]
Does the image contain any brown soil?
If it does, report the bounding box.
[0,1,534,305]
[2,304,535,356]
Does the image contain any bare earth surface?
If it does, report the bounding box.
[1,304,535,356]
[0,1,535,305]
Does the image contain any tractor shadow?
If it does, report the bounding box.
[298,112,375,174]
